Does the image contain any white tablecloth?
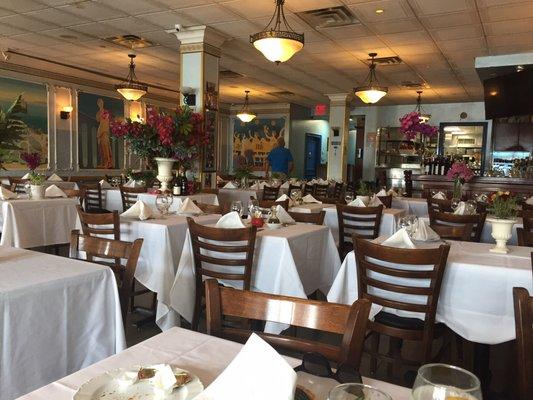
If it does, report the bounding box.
[217,188,258,205]
[170,224,341,333]
[105,189,218,212]
[289,204,406,244]
[0,246,125,400]
[327,240,533,344]
[19,327,410,400]
[392,197,428,217]
[0,198,79,247]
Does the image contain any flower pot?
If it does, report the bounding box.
[30,185,44,200]
[356,195,370,206]
[154,157,175,192]
[487,217,516,254]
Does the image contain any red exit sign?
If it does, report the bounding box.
[314,103,327,116]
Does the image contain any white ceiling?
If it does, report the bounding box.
[0,0,532,107]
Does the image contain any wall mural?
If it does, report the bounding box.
[0,76,48,170]
[78,92,124,169]
[232,117,286,171]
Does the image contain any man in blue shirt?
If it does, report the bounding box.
[265,137,293,176]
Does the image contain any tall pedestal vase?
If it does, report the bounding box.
[154,157,175,192]
[487,217,516,254]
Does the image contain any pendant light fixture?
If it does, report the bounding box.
[236,91,256,123]
[414,90,431,123]
[354,53,388,104]
[250,0,304,64]
[115,54,148,101]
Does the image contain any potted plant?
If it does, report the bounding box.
[446,161,474,200]
[234,165,254,188]
[486,191,518,254]
[21,152,45,199]
[111,106,208,191]
[356,181,373,205]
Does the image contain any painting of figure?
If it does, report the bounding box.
[0,77,48,170]
[78,92,124,169]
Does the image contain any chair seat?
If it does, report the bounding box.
[374,311,446,332]
[86,208,112,214]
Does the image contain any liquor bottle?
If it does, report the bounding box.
[173,171,182,196]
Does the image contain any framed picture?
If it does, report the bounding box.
[77,92,124,169]
[202,109,217,172]
[0,76,48,170]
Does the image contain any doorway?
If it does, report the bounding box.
[304,133,322,180]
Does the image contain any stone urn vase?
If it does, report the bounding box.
[487,217,516,254]
[154,157,175,192]
[30,185,44,200]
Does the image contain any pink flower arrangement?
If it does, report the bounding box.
[20,152,41,171]
[446,161,474,183]
[399,111,438,140]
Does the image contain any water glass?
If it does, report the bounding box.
[465,200,477,215]
[345,192,354,204]
[25,182,32,199]
[411,363,482,400]
[451,198,461,212]
[155,193,173,216]
[231,200,243,217]
[328,383,392,400]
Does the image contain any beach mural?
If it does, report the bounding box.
[232,117,286,171]
[78,92,124,169]
[0,77,48,170]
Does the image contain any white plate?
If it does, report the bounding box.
[74,365,203,400]
[177,212,202,217]
[266,223,283,229]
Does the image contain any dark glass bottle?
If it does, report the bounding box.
[173,171,182,195]
[181,172,188,195]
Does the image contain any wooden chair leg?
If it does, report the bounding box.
[130,280,136,312]
[191,292,202,331]
[369,332,380,375]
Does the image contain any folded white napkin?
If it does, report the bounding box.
[47,173,63,182]
[387,188,398,197]
[432,191,446,200]
[223,181,237,189]
[275,205,295,224]
[376,189,387,196]
[0,186,17,200]
[526,196,533,205]
[178,198,202,215]
[348,198,366,207]
[412,219,440,242]
[195,333,296,400]
[99,179,112,189]
[45,184,67,198]
[317,178,328,185]
[302,194,322,204]
[453,201,467,215]
[368,195,383,207]
[381,228,416,249]
[124,179,143,188]
[21,172,31,180]
[276,193,294,207]
[280,181,290,189]
[120,200,153,220]
[151,364,177,394]
[215,211,245,228]
[308,179,317,185]
[251,181,269,190]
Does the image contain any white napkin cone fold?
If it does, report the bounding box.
[120,200,153,220]
[45,184,67,198]
[412,219,441,242]
[250,181,269,190]
[386,188,398,197]
[0,186,17,200]
[382,228,416,249]
[275,205,295,224]
[99,179,112,189]
[432,191,446,200]
[178,198,203,215]
[194,333,296,400]
[215,211,245,228]
[151,364,177,393]
[124,179,143,188]
[223,181,237,189]
[526,196,533,205]
[302,194,321,204]
[21,173,31,180]
[276,193,294,207]
[368,195,383,207]
[453,201,467,215]
[280,181,290,189]
[347,198,366,207]
[376,189,387,196]
[47,173,63,182]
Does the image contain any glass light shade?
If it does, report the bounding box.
[62,105,73,113]
[253,37,304,63]
[354,87,387,104]
[116,86,147,101]
[237,112,256,123]
[419,113,431,123]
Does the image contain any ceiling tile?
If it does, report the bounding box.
[98,0,165,15]
[0,0,46,12]
[71,22,128,38]
[484,17,533,35]
[487,31,533,47]
[156,0,212,8]
[371,18,422,34]
[137,11,195,29]
[319,25,372,40]
[381,30,432,46]
[59,2,128,21]
[220,0,279,19]
[479,1,533,22]
[101,17,161,34]
[438,37,487,52]
[431,25,483,41]
[25,8,91,27]
[0,14,57,32]
[350,0,413,23]
[284,0,342,12]
[180,4,240,24]
[420,11,479,28]
[409,0,473,15]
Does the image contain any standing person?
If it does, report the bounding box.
[265,137,293,177]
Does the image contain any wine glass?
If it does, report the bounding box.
[407,215,419,237]
[231,200,243,217]
[465,200,477,215]
[24,182,32,199]
[155,193,173,216]
[411,364,482,400]
[451,198,461,212]
[345,192,354,204]
[290,189,300,203]
[328,383,392,400]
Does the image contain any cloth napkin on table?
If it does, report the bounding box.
[453,201,468,215]
[215,211,246,228]
[223,181,238,189]
[124,179,143,188]
[276,193,295,207]
[368,195,383,207]
[376,189,387,196]
[280,181,290,189]
[0,186,17,200]
[47,173,63,182]
[347,198,366,207]
[302,194,322,204]
[275,205,295,224]
[99,179,112,189]
[195,333,296,400]
[386,188,399,197]
[120,200,153,220]
[45,184,67,198]
[432,191,446,200]
[381,228,416,249]
[526,196,533,205]
[412,219,440,242]
[250,181,269,190]
[177,198,202,215]
[21,172,31,180]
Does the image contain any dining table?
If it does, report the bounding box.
[19,327,411,400]
[391,196,428,217]
[0,245,125,400]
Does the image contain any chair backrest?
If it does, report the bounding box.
[8,177,27,194]
[377,195,392,208]
[205,280,372,367]
[64,188,85,207]
[258,198,289,210]
[79,183,103,212]
[303,183,315,195]
[288,210,325,225]
[426,197,453,213]
[119,186,146,211]
[201,188,219,194]
[430,222,474,241]
[193,201,223,215]
[333,182,344,199]
[354,238,450,348]
[314,184,329,198]
[76,205,120,240]
[288,184,302,195]
[429,210,486,242]
[522,210,533,233]
[517,228,533,247]
[69,230,143,325]
[262,186,280,201]
[316,197,340,205]
[513,287,533,400]
[522,202,533,211]
[336,204,384,257]
[69,175,103,184]
[187,218,257,290]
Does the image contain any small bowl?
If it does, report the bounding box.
[266,222,282,229]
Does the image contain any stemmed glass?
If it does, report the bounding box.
[24,182,32,199]
[290,189,302,205]
[399,215,419,238]
[231,200,243,217]
[328,383,392,400]
[345,192,354,204]
[411,364,482,400]
[155,193,173,216]
[451,198,461,212]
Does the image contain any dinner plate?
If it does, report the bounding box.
[73,365,203,400]
[177,212,202,217]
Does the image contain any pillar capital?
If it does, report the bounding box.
[325,93,353,107]
[166,25,227,57]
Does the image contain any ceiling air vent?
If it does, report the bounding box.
[268,91,295,97]
[105,34,155,48]
[219,70,245,79]
[401,81,427,89]
[372,56,403,65]
[296,6,360,29]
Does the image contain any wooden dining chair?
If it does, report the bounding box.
[354,237,451,375]
[69,230,143,326]
[193,200,223,215]
[261,186,280,201]
[201,188,219,194]
[288,184,302,195]
[7,177,27,194]
[187,217,258,331]
[377,195,393,208]
[257,198,290,211]
[522,202,533,211]
[517,228,533,247]
[316,196,340,204]
[79,182,109,213]
[205,279,372,368]
[430,223,474,241]
[333,182,344,199]
[119,186,146,212]
[513,287,533,400]
[429,210,487,242]
[314,184,329,198]
[303,183,315,196]
[288,210,326,225]
[522,210,533,233]
[76,205,120,240]
[336,204,384,258]
[64,188,85,207]
[426,197,453,213]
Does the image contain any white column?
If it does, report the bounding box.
[326,93,351,181]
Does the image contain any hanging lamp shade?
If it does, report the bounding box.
[236,91,256,123]
[115,54,148,101]
[250,0,304,64]
[354,53,388,104]
[414,90,431,122]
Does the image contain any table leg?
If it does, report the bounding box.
[473,343,491,395]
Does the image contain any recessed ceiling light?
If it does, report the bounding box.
[375,9,384,14]
[516,65,524,72]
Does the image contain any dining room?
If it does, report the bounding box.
[0,1,532,400]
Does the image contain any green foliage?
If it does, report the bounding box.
[28,172,45,185]
[357,181,373,196]
[0,95,28,168]
[488,194,518,219]
[234,165,254,180]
